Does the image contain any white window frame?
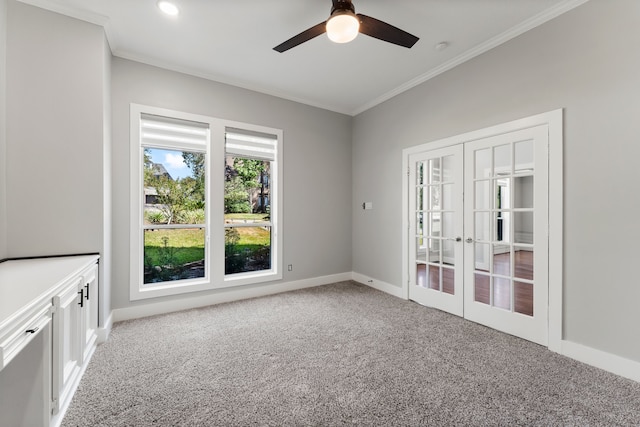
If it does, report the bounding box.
[130,104,283,301]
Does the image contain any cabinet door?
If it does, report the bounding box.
[80,264,98,363]
[51,278,83,415]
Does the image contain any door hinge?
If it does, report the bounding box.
[51,398,58,414]
[49,305,57,315]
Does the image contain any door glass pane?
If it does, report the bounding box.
[429,158,441,184]
[495,212,510,243]
[474,273,490,304]
[416,212,425,236]
[515,139,534,173]
[475,180,490,210]
[417,161,425,185]
[475,148,491,179]
[442,267,455,295]
[441,212,454,238]
[417,187,426,211]
[416,264,427,288]
[428,265,440,291]
[495,178,511,209]
[514,248,534,280]
[493,144,511,176]
[493,246,511,276]
[429,185,440,210]
[442,240,455,266]
[475,212,490,241]
[428,238,441,264]
[474,243,490,272]
[429,212,441,237]
[442,184,453,210]
[442,155,455,182]
[514,281,534,316]
[514,212,534,244]
[416,237,427,264]
[493,277,511,310]
[514,176,533,209]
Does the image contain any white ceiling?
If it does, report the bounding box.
[19,0,587,115]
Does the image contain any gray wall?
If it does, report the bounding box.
[6,1,107,258]
[352,0,640,362]
[110,58,352,311]
[0,0,7,260]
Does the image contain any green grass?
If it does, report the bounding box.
[144,226,269,267]
[144,228,205,266]
[233,226,270,245]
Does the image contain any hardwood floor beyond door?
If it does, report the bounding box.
[416,250,534,316]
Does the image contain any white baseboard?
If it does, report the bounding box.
[351,272,406,299]
[97,312,113,343]
[111,272,352,323]
[561,340,640,383]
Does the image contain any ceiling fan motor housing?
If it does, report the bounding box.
[331,0,356,16]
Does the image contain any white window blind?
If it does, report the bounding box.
[226,130,277,161]
[141,114,208,149]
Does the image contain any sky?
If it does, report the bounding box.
[149,148,193,180]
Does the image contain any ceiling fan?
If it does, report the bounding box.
[273,0,419,53]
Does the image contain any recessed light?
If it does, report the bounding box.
[434,41,449,51]
[157,1,179,16]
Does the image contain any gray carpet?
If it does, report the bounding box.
[62,281,640,426]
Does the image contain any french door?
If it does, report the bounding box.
[408,145,464,316]
[408,125,549,345]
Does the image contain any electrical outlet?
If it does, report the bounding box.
[287,264,293,271]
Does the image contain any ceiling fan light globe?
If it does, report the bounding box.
[326,13,360,43]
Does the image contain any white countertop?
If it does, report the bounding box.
[0,255,99,328]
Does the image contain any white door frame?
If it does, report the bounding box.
[401,109,563,352]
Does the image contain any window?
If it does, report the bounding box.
[225,129,276,278]
[130,105,282,300]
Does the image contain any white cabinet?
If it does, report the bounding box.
[80,264,98,363]
[52,262,99,416]
[0,255,100,427]
[52,276,83,416]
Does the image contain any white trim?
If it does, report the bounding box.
[561,340,640,383]
[96,313,113,344]
[352,272,406,299]
[547,111,564,353]
[402,109,563,351]
[130,104,283,301]
[114,272,351,322]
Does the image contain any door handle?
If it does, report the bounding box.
[78,288,84,308]
[466,238,473,243]
[444,237,462,242]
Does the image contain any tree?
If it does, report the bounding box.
[232,158,269,213]
[182,152,205,208]
[224,177,251,213]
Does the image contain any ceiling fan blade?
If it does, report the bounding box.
[357,14,419,48]
[273,21,327,53]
